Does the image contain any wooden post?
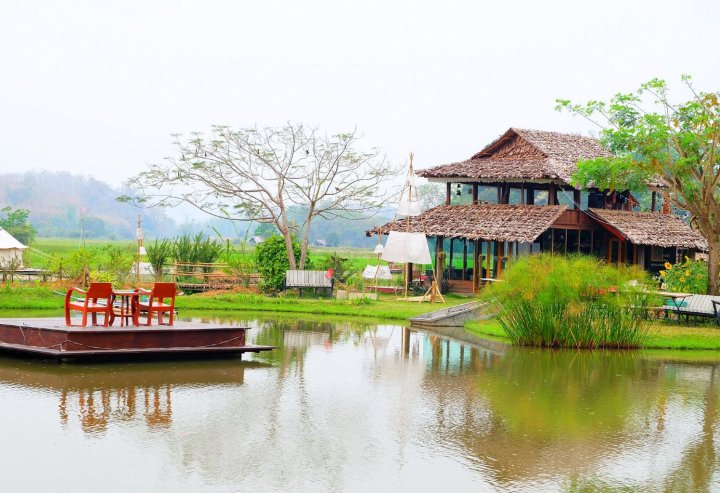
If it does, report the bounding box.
[462,239,468,281]
[651,191,657,212]
[485,241,492,279]
[448,239,454,281]
[573,189,581,209]
[497,241,505,279]
[473,239,480,294]
[496,186,502,204]
[526,184,535,205]
[446,183,451,205]
[548,184,557,205]
[472,183,479,205]
[501,185,510,204]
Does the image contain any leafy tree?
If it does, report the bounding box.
[254,222,279,238]
[254,235,301,292]
[557,76,720,294]
[0,206,35,245]
[122,123,398,271]
[146,238,173,281]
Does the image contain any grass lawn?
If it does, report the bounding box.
[466,317,720,351]
[0,285,469,321]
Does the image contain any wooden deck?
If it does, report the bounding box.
[0,318,275,360]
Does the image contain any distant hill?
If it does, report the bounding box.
[0,171,176,239]
[0,171,394,247]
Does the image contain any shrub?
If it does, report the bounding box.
[146,238,173,281]
[255,235,301,293]
[660,257,707,294]
[484,254,651,349]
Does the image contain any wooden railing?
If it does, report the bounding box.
[169,261,260,291]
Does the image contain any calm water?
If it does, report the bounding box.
[0,312,718,492]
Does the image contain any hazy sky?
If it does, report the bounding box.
[1,0,719,187]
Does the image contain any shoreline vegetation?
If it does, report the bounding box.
[466,319,720,351]
[1,285,719,351]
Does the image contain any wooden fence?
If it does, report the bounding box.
[170,261,260,292]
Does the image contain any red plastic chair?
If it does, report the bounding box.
[136,283,177,326]
[64,282,115,327]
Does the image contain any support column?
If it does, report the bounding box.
[473,239,480,294]
[548,184,557,205]
[497,241,505,279]
[651,191,657,212]
[527,184,535,205]
[448,238,454,280]
[446,183,451,205]
[573,189,581,209]
[472,183,479,205]
[462,239,468,280]
[485,241,492,279]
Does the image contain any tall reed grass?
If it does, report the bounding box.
[485,254,652,349]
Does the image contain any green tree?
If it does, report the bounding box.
[0,206,36,245]
[557,76,720,294]
[254,234,301,292]
[254,222,279,238]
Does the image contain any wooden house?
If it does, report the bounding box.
[368,128,707,294]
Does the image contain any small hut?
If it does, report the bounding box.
[0,228,27,268]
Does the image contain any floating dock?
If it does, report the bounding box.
[0,318,275,360]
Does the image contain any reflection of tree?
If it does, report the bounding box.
[662,364,719,493]
[420,342,720,491]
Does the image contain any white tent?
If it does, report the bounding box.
[0,228,27,268]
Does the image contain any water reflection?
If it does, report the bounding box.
[0,312,717,492]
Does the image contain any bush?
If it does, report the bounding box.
[255,235,302,293]
[660,257,707,294]
[146,238,173,281]
[484,254,652,349]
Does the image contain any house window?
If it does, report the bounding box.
[580,230,592,255]
[650,246,664,262]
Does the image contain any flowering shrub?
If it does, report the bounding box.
[659,257,707,294]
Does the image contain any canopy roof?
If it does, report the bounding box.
[367,204,568,243]
[416,128,612,184]
[0,228,27,250]
[591,209,708,250]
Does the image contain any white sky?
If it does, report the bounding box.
[1,0,719,187]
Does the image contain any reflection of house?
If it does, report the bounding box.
[0,228,27,268]
[369,128,707,293]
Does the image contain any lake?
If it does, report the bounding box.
[0,312,717,492]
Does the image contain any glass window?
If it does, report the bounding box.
[580,230,592,255]
[592,230,606,259]
[540,230,553,253]
[553,229,567,254]
[450,184,473,205]
[534,190,549,206]
[567,229,579,253]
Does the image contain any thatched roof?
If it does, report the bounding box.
[417,128,611,184]
[591,209,708,250]
[366,204,568,243]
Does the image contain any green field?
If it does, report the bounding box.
[27,237,378,271]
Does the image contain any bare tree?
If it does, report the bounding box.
[121,123,398,269]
